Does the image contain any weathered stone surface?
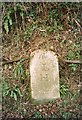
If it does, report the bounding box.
[30,50,60,103]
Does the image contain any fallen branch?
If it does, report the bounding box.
[2,56,82,65]
[2,57,29,65]
[63,59,82,64]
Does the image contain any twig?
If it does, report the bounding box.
[73,18,82,30]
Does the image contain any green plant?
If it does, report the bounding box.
[67,43,80,60]
[71,92,79,102]
[48,9,62,31]
[14,63,26,82]
[71,43,80,59]
[3,3,26,34]
[34,111,42,118]
[60,111,71,119]
[10,85,23,101]
[3,79,23,101]
[67,50,75,60]
[59,92,80,119]
[61,98,69,108]
[49,9,60,22]
[24,24,36,40]
[3,7,13,34]
[3,79,10,97]
[26,69,30,80]
[69,64,77,72]
[27,7,36,20]
[50,114,58,119]
[60,84,69,97]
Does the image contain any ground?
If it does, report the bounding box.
[2,30,81,119]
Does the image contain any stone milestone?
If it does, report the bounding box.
[30,50,60,103]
